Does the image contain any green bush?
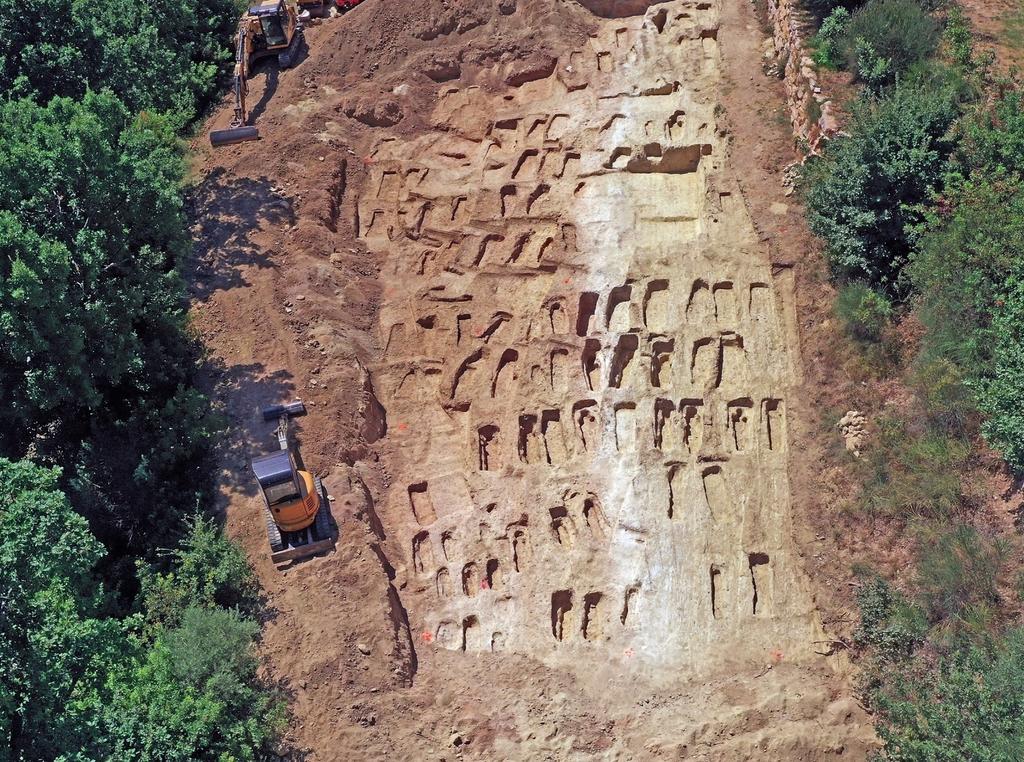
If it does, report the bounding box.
[805,81,960,293]
[951,90,1024,183]
[855,576,927,662]
[911,181,1024,471]
[139,515,261,630]
[108,607,285,761]
[943,4,975,68]
[976,278,1024,471]
[813,7,852,68]
[871,628,1024,760]
[842,0,941,90]
[835,282,893,341]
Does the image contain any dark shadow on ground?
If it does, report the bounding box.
[186,169,295,302]
[249,65,280,125]
[199,358,297,505]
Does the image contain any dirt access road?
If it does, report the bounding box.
[190,0,877,757]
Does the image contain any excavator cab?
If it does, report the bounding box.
[250,0,291,50]
[252,449,318,532]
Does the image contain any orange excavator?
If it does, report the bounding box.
[210,0,304,146]
[251,401,335,566]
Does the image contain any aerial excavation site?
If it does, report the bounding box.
[7,0,1024,757]
[195,0,877,757]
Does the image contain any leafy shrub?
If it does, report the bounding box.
[108,607,285,761]
[943,4,974,68]
[976,278,1024,471]
[871,629,1024,760]
[139,515,261,630]
[851,577,925,680]
[843,0,941,90]
[911,181,1024,471]
[835,282,893,341]
[951,90,1024,183]
[804,81,960,293]
[855,577,927,662]
[813,7,852,68]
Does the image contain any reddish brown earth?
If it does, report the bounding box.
[188,0,879,758]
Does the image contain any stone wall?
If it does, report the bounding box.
[764,0,838,153]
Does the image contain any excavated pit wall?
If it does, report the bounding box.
[358,0,828,675]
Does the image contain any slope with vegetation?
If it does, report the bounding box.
[0,0,283,758]
[801,0,1024,756]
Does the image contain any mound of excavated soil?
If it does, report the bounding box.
[189,0,878,758]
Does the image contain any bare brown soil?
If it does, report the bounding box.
[188,0,878,757]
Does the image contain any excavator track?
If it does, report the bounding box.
[263,500,285,552]
[313,476,333,541]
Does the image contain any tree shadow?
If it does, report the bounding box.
[187,169,295,302]
[201,358,298,503]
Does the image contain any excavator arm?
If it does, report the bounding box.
[210,24,260,146]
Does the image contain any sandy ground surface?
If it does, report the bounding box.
[188,0,878,758]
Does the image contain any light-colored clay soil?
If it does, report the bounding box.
[189,0,877,757]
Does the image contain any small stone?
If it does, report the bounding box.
[357,643,371,655]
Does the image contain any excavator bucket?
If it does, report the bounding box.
[210,125,260,146]
[262,400,307,421]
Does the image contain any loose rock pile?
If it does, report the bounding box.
[838,410,868,456]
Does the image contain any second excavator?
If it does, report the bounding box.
[210,0,304,146]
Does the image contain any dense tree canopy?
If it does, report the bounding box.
[0,93,216,555]
[0,458,130,759]
[0,0,281,757]
[0,460,281,760]
[0,0,239,126]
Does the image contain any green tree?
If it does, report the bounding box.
[139,515,260,631]
[0,0,240,126]
[804,80,960,293]
[0,458,131,759]
[107,607,284,761]
[0,92,216,556]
